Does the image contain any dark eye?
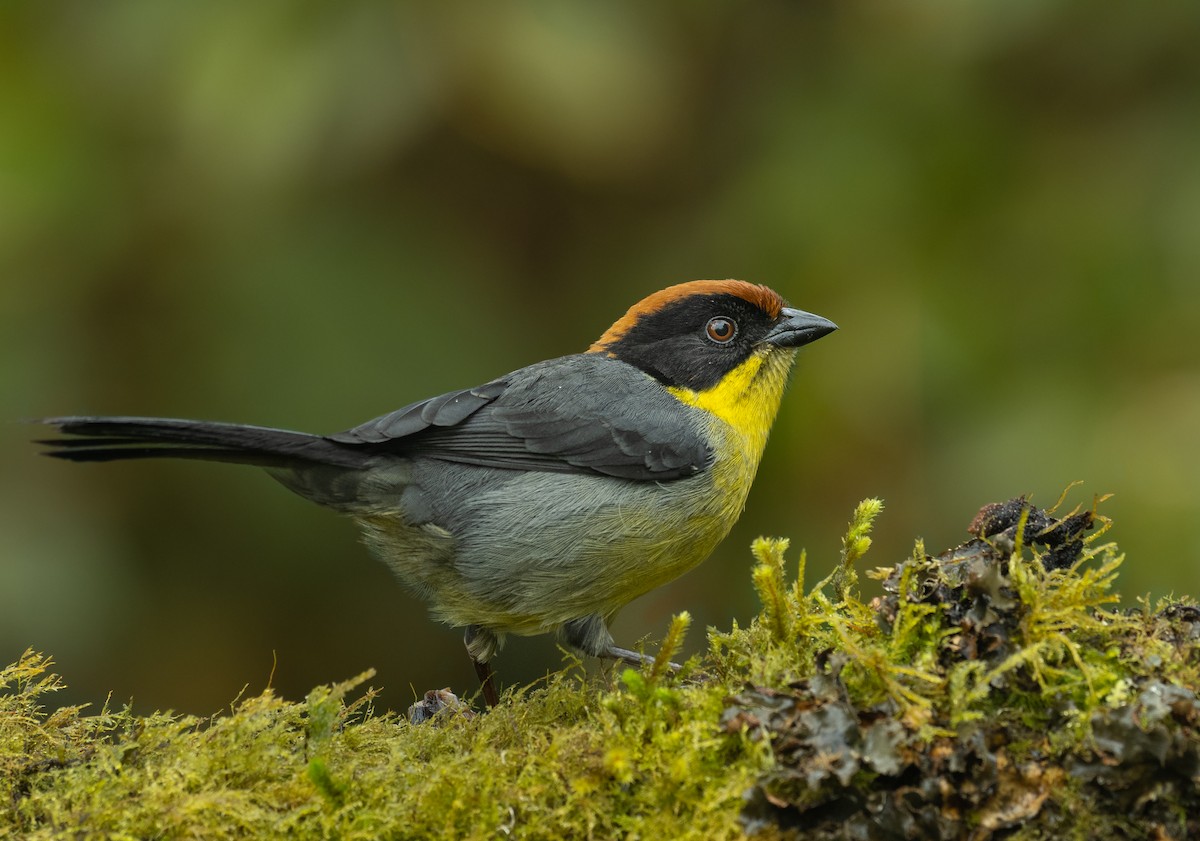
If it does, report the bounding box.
[705,316,737,344]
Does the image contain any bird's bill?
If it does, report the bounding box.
[762,307,838,348]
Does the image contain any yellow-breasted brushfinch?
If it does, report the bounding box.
[38,280,836,706]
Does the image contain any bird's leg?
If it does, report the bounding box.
[560,615,681,672]
[472,659,500,709]
[464,625,502,708]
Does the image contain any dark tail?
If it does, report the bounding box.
[36,416,370,470]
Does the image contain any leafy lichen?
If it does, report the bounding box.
[3,495,1198,839]
[727,495,1200,839]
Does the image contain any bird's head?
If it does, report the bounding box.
[588,279,837,451]
[589,279,836,390]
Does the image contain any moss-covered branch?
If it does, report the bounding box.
[4,496,1199,839]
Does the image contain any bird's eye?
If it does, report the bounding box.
[705,317,737,344]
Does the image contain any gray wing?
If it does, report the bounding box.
[330,354,711,481]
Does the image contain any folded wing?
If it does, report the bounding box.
[333,354,711,481]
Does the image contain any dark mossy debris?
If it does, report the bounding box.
[727,496,1200,840]
[3,495,1199,840]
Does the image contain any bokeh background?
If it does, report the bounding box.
[3,1,1199,715]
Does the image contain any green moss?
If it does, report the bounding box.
[4,495,1199,839]
[1,651,769,839]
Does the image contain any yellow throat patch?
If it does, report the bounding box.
[666,349,793,464]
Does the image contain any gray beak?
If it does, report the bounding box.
[763,307,838,348]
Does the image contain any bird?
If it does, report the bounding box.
[36,280,836,707]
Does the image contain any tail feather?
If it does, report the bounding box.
[38,443,299,466]
[36,416,369,470]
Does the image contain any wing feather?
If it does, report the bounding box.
[330,355,710,481]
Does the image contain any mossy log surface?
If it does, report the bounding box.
[3,496,1198,840]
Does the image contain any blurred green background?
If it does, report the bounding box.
[3,1,1199,715]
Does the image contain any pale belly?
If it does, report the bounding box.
[355,421,761,636]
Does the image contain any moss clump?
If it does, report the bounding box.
[726,497,1200,839]
[3,495,1198,839]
